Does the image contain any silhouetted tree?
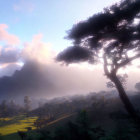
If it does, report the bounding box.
[0,100,8,117]
[57,0,140,120]
[9,99,16,109]
[17,131,27,140]
[24,96,31,112]
[135,82,140,91]
[28,110,105,140]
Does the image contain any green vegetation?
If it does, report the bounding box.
[57,0,140,120]
[17,111,140,140]
[0,133,21,140]
[0,115,37,136]
[0,99,140,140]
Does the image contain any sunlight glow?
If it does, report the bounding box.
[17,61,24,67]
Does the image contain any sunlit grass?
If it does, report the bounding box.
[0,118,13,121]
[0,115,38,136]
[0,113,74,137]
[47,113,74,126]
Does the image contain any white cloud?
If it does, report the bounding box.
[21,34,55,64]
[0,24,20,46]
[0,25,139,98]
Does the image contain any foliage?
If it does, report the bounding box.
[0,115,37,136]
[22,110,140,140]
[0,99,25,118]
[57,0,140,68]
[24,96,31,112]
[135,82,140,91]
[57,0,140,119]
[1,93,140,139]
[25,110,106,140]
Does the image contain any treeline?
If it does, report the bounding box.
[18,110,140,140]
[0,96,31,117]
[0,89,139,119]
[30,90,140,121]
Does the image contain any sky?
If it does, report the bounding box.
[0,0,139,101]
[0,0,118,51]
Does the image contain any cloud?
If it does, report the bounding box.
[0,46,20,64]
[0,28,139,100]
[0,63,21,77]
[13,0,35,13]
[0,59,107,99]
[0,24,21,77]
[0,31,107,99]
[0,61,53,99]
[21,34,55,64]
[0,24,20,46]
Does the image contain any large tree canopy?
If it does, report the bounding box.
[57,0,140,120]
[58,0,140,68]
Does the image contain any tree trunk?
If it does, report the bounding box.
[111,74,139,120]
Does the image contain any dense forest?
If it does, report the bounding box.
[0,88,140,140]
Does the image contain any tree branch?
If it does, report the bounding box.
[103,53,110,77]
[117,53,140,68]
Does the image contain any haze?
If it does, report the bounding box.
[0,0,139,102]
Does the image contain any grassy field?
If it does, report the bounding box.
[0,114,76,140]
[0,115,37,140]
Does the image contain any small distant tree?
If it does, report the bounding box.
[24,96,31,112]
[135,82,140,91]
[38,101,43,108]
[9,100,16,108]
[57,0,140,120]
[0,100,7,117]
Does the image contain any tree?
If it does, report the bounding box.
[24,96,31,112]
[0,100,7,117]
[57,0,140,120]
[9,100,16,108]
[135,82,140,91]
